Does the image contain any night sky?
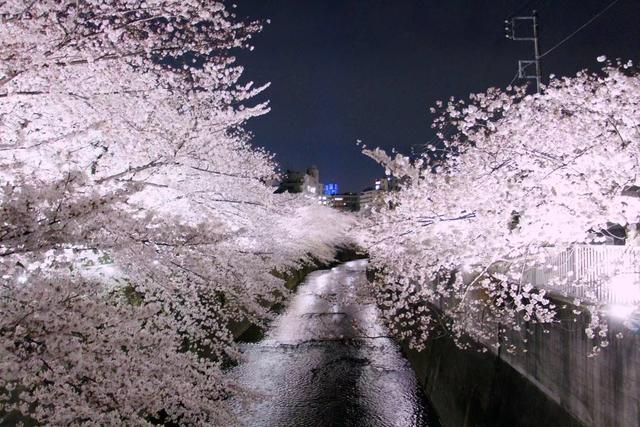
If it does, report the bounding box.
[235,0,639,192]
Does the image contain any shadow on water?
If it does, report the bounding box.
[231,260,441,427]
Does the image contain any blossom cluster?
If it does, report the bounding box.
[361,64,640,353]
[0,2,353,424]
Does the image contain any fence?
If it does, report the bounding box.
[522,245,640,304]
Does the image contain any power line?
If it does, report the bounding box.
[508,70,520,87]
[507,61,535,87]
[539,0,621,58]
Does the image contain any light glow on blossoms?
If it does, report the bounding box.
[607,274,640,306]
[608,304,635,320]
[0,2,355,425]
[359,62,640,353]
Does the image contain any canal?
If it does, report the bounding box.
[231,259,440,426]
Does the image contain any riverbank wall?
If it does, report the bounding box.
[401,301,640,427]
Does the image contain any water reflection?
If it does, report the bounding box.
[232,260,440,426]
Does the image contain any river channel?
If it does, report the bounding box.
[231,259,440,426]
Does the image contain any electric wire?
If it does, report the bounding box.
[507,62,534,86]
[539,0,621,58]
[508,70,520,86]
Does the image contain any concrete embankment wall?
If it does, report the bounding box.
[402,302,640,427]
[498,307,640,427]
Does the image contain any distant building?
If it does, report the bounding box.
[275,166,323,201]
[360,176,399,213]
[303,165,323,197]
[276,167,390,214]
[275,170,305,194]
[359,188,383,211]
[329,192,360,212]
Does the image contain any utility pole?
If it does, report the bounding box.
[505,10,542,93]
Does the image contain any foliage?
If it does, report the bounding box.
[361,64,640,354]
[0,1,354,424]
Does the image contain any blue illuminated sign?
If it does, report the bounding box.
[324,183,339,195]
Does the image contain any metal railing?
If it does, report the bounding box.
[522,245,640,304]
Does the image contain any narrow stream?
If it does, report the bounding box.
[231,260,440,426]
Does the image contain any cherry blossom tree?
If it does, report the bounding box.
[361,63,640,354]
[1,1,354,424]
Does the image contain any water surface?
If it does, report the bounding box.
[232,260,440,427]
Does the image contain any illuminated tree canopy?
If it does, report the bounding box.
[0,1,353,424]
[361,64,640,353]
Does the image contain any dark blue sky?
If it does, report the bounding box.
[235,0,639,192]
